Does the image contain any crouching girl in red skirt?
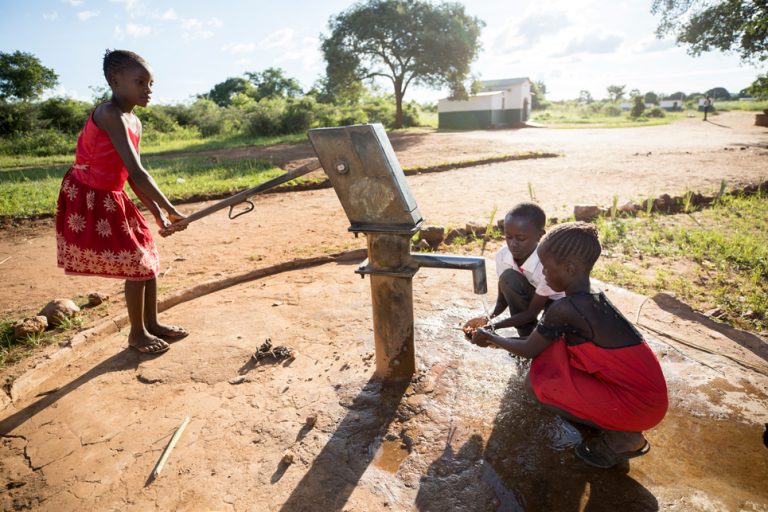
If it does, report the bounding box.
[470,222,668,468]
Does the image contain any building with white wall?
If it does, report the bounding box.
[438,77,532,129]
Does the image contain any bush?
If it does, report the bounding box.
[38,97,91,134]
[630,97,645,118]
[186,98,228,137]
[245,97,286,136]
[602,104,622,117]
[0,129,75,156]
[282,97,316,133]
[646,107,665,118]
[0,100,38,136]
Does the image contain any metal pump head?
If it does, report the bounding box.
[308,123,423,234]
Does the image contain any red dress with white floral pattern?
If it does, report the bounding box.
[55,113,160,280]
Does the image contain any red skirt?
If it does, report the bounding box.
[55,169,160,280]
[530,337,668,432]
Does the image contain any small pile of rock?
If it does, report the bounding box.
[11,292,109,341]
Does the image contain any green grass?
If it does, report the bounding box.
[532,104,688,128]
[0,156,289,218]
[593,193,768,332]
[0,131,309,170]
[713,99,768,112]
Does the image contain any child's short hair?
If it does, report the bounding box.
[539,221,601,269]
[103,49,148,82]
[505,202,546,231]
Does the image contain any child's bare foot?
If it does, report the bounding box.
[148,324,189,342]
[129,334,170,354]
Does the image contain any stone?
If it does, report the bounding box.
[419,226,445,249]
[653,194,673,212]
[465,222,486,237]
[573,205,600,222]
[444,228,465,244]
[38,299,80,326]
[281,450,295,465]
[87,292,109,307]
[13,316,48,339]
[413,239,431,251]
[305,414,317,428]
[619,202,639,214]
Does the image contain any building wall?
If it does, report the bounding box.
[438,109,526,129]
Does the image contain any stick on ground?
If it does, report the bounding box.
[152,416,190,479]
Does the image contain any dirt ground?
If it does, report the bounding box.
[1,111,768,511]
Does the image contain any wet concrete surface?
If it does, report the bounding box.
[1,259,767,511]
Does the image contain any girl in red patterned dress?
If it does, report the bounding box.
[56,50,187,354]
[470,222,668,468]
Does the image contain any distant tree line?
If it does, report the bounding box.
[0,0,485,157]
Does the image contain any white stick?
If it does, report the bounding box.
[152,416,190,479]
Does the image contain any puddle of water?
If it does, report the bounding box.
[373,438,410,473]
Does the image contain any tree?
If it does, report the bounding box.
[245,67,303,100]
[652,0,768,96]
[629,88,642,99]
[578,89,593,104]
[606,84,626,102]
[644,91,659,105]
[630,96,645,118]
[0,51,58,101]
[705,86,731,100]
[203,77,254,107]
[321,0,484,128]
[531,80,548,109]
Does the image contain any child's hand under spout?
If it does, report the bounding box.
[462,315,489,338]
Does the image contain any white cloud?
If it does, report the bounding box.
[180,17,221,42]
[554,32,624,57]
[77,10,99,21]
[109,0,142,12]
[222,42,256,54]
[257,29,296,50]
[156,8,177,21]
[114,22,153,40]
[184,30,214,41]
[43,11,59,21]
[181,18,203,31]
[64,0,84,6]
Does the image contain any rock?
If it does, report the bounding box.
[413,239,431,251]
[14,316,48,339]
[465,222,486,237]
[653,194,673,212]
[419,226,445,249]
[704,307,724,318]
[87,292,109,307]
[619,202,639,214]
[38,299,80,327]
[305,414,317,428]
[444,228,465,244]
[573,205,600,222]
[281,450,295,465]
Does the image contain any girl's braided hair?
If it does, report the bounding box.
[103,49,148,83]
[538,221,601,270]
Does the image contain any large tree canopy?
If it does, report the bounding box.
[652,0,768,96]
[0,51,58,101]
[321,0,484,128]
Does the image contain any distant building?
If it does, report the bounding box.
[660,99,683,111]
[438,77,532,130]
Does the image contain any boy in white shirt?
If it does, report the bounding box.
[464,203,565,337]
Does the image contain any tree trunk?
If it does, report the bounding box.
[394,78,404,129]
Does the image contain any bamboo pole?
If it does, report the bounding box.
[152,416,190,479]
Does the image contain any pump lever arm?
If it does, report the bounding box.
[171,159,321,228]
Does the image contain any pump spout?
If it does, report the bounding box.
[410,253,487,294]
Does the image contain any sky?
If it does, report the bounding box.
[0,0,762,105]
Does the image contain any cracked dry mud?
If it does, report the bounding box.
[1,112,768,511]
